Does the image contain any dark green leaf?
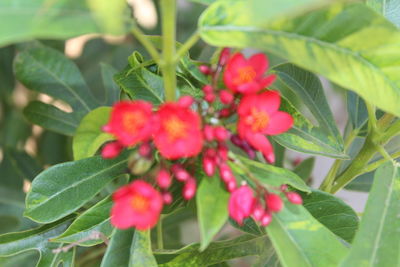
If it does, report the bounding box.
[72,107,114,160]
[230,154,310,193]
[0,0,130,47]
[0,45,15,97]
[156,235,271,266]
[199,2,400,117]
[344,171,374,192]
[101,228,135,267]
[23,101,78,136]
[101,63,121,106]
[129,230,157,267]
[346,91,368,132]
[301,189,359,242]
[24,152,129,223]
[5,150,42,182]
[293,157,315,182]
[197,176,229,250]
[229,218,264,236]
[266,201,348,267]
[53,197,113,246]
[340,162,400,266]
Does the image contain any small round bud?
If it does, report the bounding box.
[156,169,172,189]
[174,168,190,182]
[183,178,197,200]
[219,108,232,118]
[203,157,216,177]
[217,144,229,161]
[203,125,215,141]
[219,90,234,105]
[101,142,123,159]
[178,95,194,108]
[286,192,303,205]
[214,126,229,142]
[204,93,216,103]
[266,193,283,213]
[138,143,152,158]
[218,48,231,66]
[280,184,288,192]
[204,148,217,159]
[202,85,213,94]
[219,163,234,182]
[230,134,244,147]
[252,203,265,221]
[162,192,173,205]
[260,212,272,226]
[226,179,237,192]
[199,65,212,75]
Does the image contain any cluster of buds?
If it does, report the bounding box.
[229,184,303,227]
[102,48,296,230]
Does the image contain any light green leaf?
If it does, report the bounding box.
[272,63,345,158]
[0,217,74,267]
[52,197,113,246]
[230,154,311,193]
[129,230,157,267]
[101,228,135,267]
[73,107,114,160]
[199,2,400,117]
[340,162,400,266]
[266,201,348,267]
[367,0,400,27]
[197,177,229,250]
[86,0,129,34]
[0,0,131,47]
[23,101,78,136]
[24,152,129,223]
[156,235,271,266]
[301,189,359,242]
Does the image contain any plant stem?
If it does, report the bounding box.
[378,120,400,143]
[161,0,177,101]
[363,151,400,174]
[366,102,377,134]
[131,26,161,63]
[157,218,164,250]
[175,32,200,61]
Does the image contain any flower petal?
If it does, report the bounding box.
[248,53,268,75]
[237,82,262,94]
[258,90,281,114]
[264,111,294,135]
[246,132,275,163]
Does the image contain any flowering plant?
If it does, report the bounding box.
[1,1,400,267]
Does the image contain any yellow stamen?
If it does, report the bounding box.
[130,195,149,212]
[234,66,256,84]
[164,116,187,141]
[247,108,269,132]
[122,111,146,134]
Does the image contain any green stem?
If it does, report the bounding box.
[161,0,177,101]
[131,27,161,63]
[378,120,400,143]
[157,218,164,250]
[366,102,377,134]
[175,32,200,61]
[363,151,400,174]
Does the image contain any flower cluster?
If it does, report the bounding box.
[102,49,299,230]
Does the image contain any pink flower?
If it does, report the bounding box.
[111,180,163,230]
[223,53,276,94]
[103,101,154,146]
[238,91,293,163]
[153,101,203,159]
[228,185,256,224]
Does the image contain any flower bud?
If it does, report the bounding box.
[202,85,213,94]
[266,193,283,213]
[101,142,123,159]
[226,179,237,192]
[219,108,232,118]
[280,184,288,192]
[252,203,265,221]
[199,65,212,75]
[130,157,153,175]
[156,169,172,189]
[260,212,272,226]
[219,163,234,182]
[218,48,231,66]
[178,95,194,108]
[217,144,229,161]
[162,192,173,204]
[219,90,234,105]
[101,124,112,133]
[286,192,303,205]
[138,142,152,158]
[204,148,217,159]
[214,126,229,141]
[230,134,244,147]
[203,157,216,177]
[183,178,196,200]
[203,125,215,141]
[204,93,216,103]
[171,164,190,182]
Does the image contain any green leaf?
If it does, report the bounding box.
[229,218,264,236]
[301,189,359,242]
[5,150,42,182]
[344,171,374,192]
[15,44,99,124]
[114,52,164,105]
[197,177,229,250]
[52,196,113,246]
[346,91,368,132]
[229,154,311,193]
[129,230,157,267]
[101,228,135,267]
[293,157,315,182]
[340,162,400,266]
[188,0,216,4]
[0,0,131,47]
[24,152,129,223]
[73,107,114,160]
[101,63,121,106]
[266,201,348,267]
[199,2,400,117]
[272,63,345,158]
[367,0,400,27]
[23,101,78,136]
[0,46,15,96]
[156,235,271,266]
[0,217,74,267]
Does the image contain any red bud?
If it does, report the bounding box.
[199,65,212,75]
[252,203,265,221]
[226,179,237,192]
[214,126,229,142]
[183,178,196,200]
[204,93,216,103]
[178,95,194,108]
[203,125,215,141]
[260,212,272,226]
[138,143,152,158]
[219,90,234,105]
[286,192,303,205]
[219,163,234,182]
[156,169,172,189]
[203,157,216,177]
[218,48,231,66]
[162,192,173,204]
[266,193,283,212]
[101,142,123,159]
[202,85,213,94]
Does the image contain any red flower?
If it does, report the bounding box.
[153,101,203,159]
[111,180,163,230]
[223,53,276,94]
[104,101,154,146]
[228,185,256,224]
[238,91,293,163]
